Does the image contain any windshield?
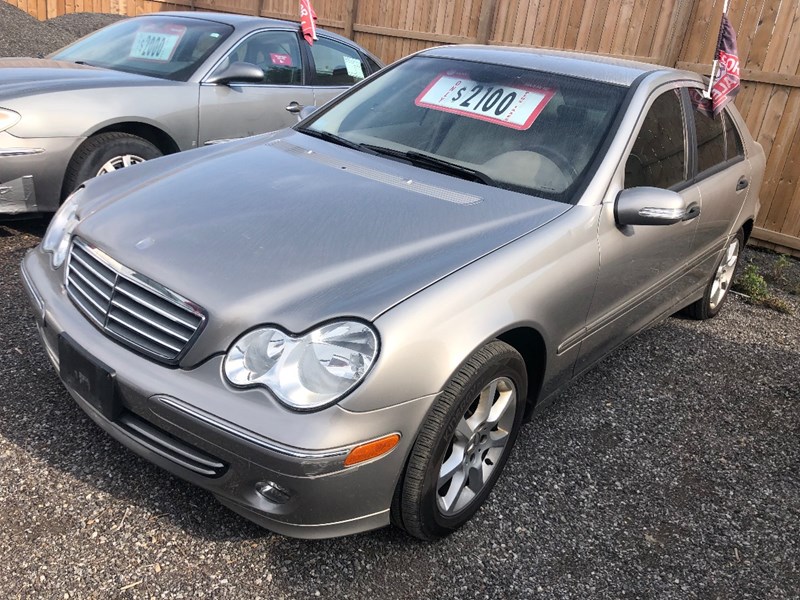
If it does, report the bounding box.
[51,17,234,82]
[299,56,627,203]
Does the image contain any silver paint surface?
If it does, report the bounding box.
[21,47,764,538]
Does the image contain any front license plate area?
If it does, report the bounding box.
[58,334,119,420]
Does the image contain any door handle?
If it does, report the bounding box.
[736,176,749,191]
[285,101,303,114]
[683,203,701,221]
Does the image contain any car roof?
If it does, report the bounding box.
[418,45,703,87]
[148,11,360,48]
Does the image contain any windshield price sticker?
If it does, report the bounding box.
[130,25,187,62]
[415,74,555,130]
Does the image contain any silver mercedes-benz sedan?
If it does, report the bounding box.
[21,45,764,540]
[0,11,382,215]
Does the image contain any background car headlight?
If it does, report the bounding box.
[0,108,21,133]
[41,188,82,268]
[224,320,379,411]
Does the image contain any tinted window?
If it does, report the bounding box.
[301,55,626,203]
[625,90,686,189]
[694,109,726,173]
[310,38,368,86]
[364,54,382,75]
[220,30,302,85]
[51,17,233,82]
[724,110,745,161]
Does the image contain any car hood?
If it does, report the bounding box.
[0,58,170,100]
[74,130,571,361]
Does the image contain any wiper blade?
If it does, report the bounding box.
[296,128,378,155]
[362,144,495,186]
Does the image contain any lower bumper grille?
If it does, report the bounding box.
[117,412,227,478]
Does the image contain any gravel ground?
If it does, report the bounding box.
[1,222,798,599]
[0,4,122,57]
[0,8,799,599]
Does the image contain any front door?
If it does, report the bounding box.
[198,29,314,145]
[575,86,700,374]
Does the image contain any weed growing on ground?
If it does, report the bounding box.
[733,262,795,314]
[734,263,769,302]
[770,254,792,284]
[763,296,794,314]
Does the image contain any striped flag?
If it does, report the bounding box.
[694,10,741,117]
[708,13,741,115]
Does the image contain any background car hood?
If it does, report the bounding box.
[75,131,571,360]
[0,58,171,100]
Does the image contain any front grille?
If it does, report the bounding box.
[65,238,205,364]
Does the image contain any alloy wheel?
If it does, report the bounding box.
[436,376,517,516]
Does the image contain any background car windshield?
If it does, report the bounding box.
[51,17,233,82]
[304,56,626,203]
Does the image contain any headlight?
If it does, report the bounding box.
[0,108,20,133]
[224,320,379,411]
[41,188,82,268]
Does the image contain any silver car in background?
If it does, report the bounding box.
[21,46,764,539]
[0,11,382,214]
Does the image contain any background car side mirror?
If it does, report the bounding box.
[615,187,690,226]
[205,61,265,85]
[298,106,319,120]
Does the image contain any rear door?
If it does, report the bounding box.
[686,93,752,257]
[307,36,373,107]
[198,29,315,144]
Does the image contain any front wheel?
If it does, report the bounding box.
[392,340,527,540]
[684,229,744,320]
[63,132,162,198]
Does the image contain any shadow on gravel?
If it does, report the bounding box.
[0,218,48,238]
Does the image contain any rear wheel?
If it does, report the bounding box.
[684,229,744,320]
[63,132,162,197]
[392,340,527,540]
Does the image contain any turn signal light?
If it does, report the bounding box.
[344,434,401,467]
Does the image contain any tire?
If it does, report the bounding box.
[392,340,527,540]
[684,228,745,320]
[63,132,162,197]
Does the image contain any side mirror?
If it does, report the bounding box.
[298,105,319,120]
[615,187,690,226]
[205,61,264,85]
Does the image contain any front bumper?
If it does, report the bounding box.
[0,132,83,214]
[21,247,437,538]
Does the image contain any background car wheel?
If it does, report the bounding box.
[63,132,162,197]
[684,228,745,320]
[392,340,527,540]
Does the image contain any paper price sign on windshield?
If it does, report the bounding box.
[415,74,555,130]
[130,25,187,62]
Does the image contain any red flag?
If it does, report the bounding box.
[693,13,740,117]
[300,0,318,46]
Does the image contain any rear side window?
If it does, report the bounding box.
[363,54,382,75]
[625,90,687,189]
[693,106,745,175]
[724,111,745,162]
[310,38,368,86]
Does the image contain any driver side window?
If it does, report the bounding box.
[223,30,302,85]
[625,89,687,190]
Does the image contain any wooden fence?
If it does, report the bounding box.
[5,0,800,254]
